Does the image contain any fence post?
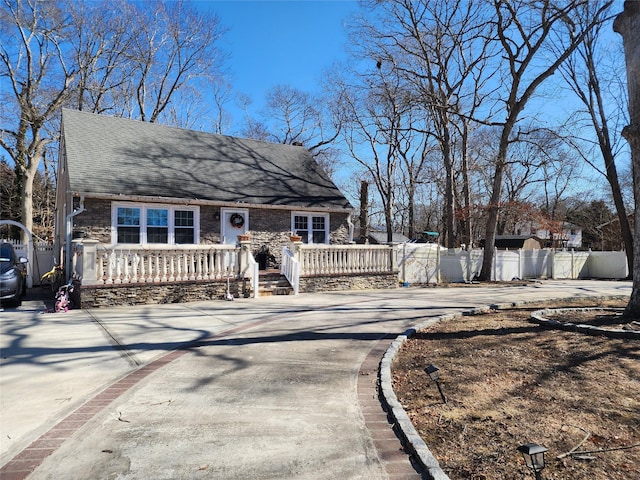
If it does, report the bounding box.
[389,244,398,273]
[77,239,99,285]
[518,249,523,280]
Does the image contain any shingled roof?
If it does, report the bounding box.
[61,109,352,210]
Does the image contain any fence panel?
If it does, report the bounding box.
[398,243,439,284]
[399,246,627,284]
[522,249,552,279]
[494,250,520,281]
[0,239,55,286]
[586,251,628,278]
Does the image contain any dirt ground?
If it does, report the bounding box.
[392,297,639,479]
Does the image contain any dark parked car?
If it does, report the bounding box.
[0,242,28,307]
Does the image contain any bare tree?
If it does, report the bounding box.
[561,1,632,275]
[0,0,228,243]
[242,85,342,178]
[336,61,421,242]
[356,0,495,248]
[614,1,640,315]
[0,0,86,241]
[126,1,226,123]
[478,0,613,280]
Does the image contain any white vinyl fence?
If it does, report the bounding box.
[398,243,628,284]
[0,239,56,286]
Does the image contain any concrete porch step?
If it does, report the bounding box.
[258,272,293,296]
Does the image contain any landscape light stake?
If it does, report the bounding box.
[517,443,547,480]
[425,364,446,404]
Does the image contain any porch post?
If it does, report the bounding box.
[289,238,302,263]
[76,239,100,285]
[387,243,399,274]
[238,238,252,275]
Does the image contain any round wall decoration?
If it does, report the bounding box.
[230,213,245,229]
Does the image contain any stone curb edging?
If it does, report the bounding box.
[530,307,640,339]
[377,295,632,480]
[379,315,457,480]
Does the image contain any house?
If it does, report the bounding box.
[53,110,397,306]
[56,109,354,259]
[533,223,582,249]
[362,226,410,245]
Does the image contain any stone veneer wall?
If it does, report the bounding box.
[237,209,352,266]
[77,273,397,308]
[73,198,112,243]
[299,273,398,293]
[72,200,351,258]
[79,279,251,308]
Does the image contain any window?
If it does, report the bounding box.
[113,204,198,244]
[117,207,141,243]
[175,210,195,244]
[147,209,168,243]
[292,213,329,244]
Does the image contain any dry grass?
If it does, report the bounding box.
[392,298,640,479]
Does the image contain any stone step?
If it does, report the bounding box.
[258,273,293,296]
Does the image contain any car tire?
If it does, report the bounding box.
[2,297,20,308]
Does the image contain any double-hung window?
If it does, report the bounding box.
[117,207,141,243]
[292,213,329,244]
[174,210,195,244]
[113,204,198,244]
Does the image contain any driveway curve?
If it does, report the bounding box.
[0,280,631,479]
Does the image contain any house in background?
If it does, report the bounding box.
[56,109,354,263]
[533,222,582,249]
[514,220,583,249]
[361,226,410,245]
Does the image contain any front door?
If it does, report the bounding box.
[221,209,249,244]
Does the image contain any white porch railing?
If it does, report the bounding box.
[280,243,397,295]
[74,243,242,285]
[298,244,395,275]
[281,246,300,295]
[245,251,259,299]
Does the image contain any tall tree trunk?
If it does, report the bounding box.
[407,179,416,240]
[442,120,455,248]
[479,128,510,281]
[359,181,369,243]
[614,1,640,315]
[461,125,472,249]
[602,148,634,277]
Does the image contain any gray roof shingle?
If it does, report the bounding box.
[61,109,352,210]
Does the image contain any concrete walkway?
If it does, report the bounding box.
[0,280,631,479]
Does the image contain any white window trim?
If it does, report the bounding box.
[291,212,330,244]
[111,202,200,245]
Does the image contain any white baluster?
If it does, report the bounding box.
[122,253,130,283]
[97,252,106,284]
[168,252,175,282]
[196,251,203,281]
[132,253,140,283]
[153,253,161,282]
[160,253,168,282]
[106,251,115,284]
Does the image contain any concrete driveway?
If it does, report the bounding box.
[0,280,631,479]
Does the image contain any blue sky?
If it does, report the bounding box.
[200,0,359,114]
